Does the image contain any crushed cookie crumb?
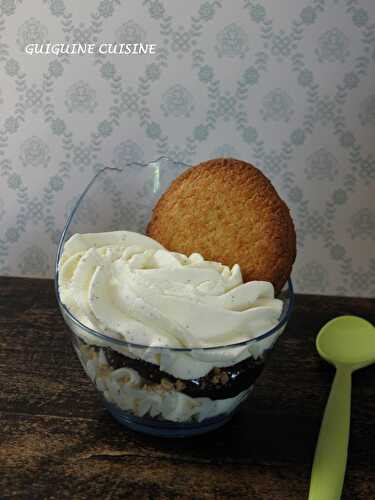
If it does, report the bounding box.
[211,375,220,385]
[175,380,186,391]
[88,349,97,360]
[220,372,229,384]
[119,374,130,384]
[98,364,110,377]
[161,378,174,391]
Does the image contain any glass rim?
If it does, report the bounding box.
[55,156,190,265]
[55,157,295,352]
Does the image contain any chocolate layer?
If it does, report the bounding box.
[103,346,264,400]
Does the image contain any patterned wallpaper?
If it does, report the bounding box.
[0,0,374,296]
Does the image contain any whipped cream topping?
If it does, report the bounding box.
[58,231,283,379]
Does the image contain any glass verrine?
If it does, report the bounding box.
[55,157,294,437]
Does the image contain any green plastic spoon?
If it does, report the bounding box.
[308,315,375,500]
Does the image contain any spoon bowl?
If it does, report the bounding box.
[309,315,375,500]
[317,315,375,369]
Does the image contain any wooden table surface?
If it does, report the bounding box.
[1,276,374,500]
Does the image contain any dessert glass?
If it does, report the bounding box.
[55,157,294,437]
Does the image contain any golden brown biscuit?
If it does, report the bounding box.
[147,158,296,293]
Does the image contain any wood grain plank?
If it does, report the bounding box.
[0,277,374,499]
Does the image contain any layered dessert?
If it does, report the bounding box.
[58,231,284,423]
[58,158,296,427]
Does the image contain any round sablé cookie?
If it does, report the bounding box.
[147,158,296,294]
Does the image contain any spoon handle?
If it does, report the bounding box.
[308,366,352,500]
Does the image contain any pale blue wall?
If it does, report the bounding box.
[1,0,374,296]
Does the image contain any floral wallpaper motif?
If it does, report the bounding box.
[0,0,375,297]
